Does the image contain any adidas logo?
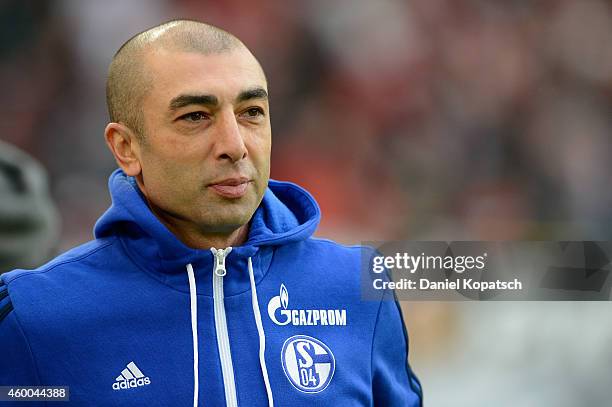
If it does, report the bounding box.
[112,361,151,391]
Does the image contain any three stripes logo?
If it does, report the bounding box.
[112,361,151,391]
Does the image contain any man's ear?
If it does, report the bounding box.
[104,122,142,176]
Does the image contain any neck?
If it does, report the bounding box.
[147,205,250,250]
[170,223,249,250]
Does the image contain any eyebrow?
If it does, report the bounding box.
[236,87,268,103]
[168,87,268,111]
[169,94,218,111]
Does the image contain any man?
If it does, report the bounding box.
[0,20,422,406]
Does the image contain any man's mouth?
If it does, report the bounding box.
[208,178,251,199]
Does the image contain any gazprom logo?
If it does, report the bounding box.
[281,335,335,393]
[267,284,347,326]
[281,284,289,309]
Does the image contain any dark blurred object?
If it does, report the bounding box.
[0,140,59,273]
[0,1,51,58]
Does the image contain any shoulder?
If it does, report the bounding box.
[293,237,378,270]
[0,237,119,323]
[2,237,118,286]
[276,236,371,263]
[274,237,380,295]
[296,237,374,256]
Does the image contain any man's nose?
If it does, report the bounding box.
[213,111,248,163]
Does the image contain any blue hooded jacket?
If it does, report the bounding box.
[0,170,422,406]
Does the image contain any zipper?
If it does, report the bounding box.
[211,247,238,407]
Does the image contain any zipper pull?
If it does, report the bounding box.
[211,247,232,277]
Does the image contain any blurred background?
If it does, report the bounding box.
[2,0,612,405]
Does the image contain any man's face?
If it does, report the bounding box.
[135,47,271,235]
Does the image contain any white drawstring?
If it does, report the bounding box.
[248,257,274,407]
[186,263,199,407]
[185,256,274,407]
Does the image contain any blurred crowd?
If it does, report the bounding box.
[2,0,611,246]
[2,1,612,405]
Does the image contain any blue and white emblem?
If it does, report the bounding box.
[281,335,335,393]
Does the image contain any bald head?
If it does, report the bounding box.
[106,20,247,139]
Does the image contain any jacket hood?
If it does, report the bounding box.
[94,169,320,258]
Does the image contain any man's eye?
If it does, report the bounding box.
[180,112,208,122]
[243,107,264,118]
